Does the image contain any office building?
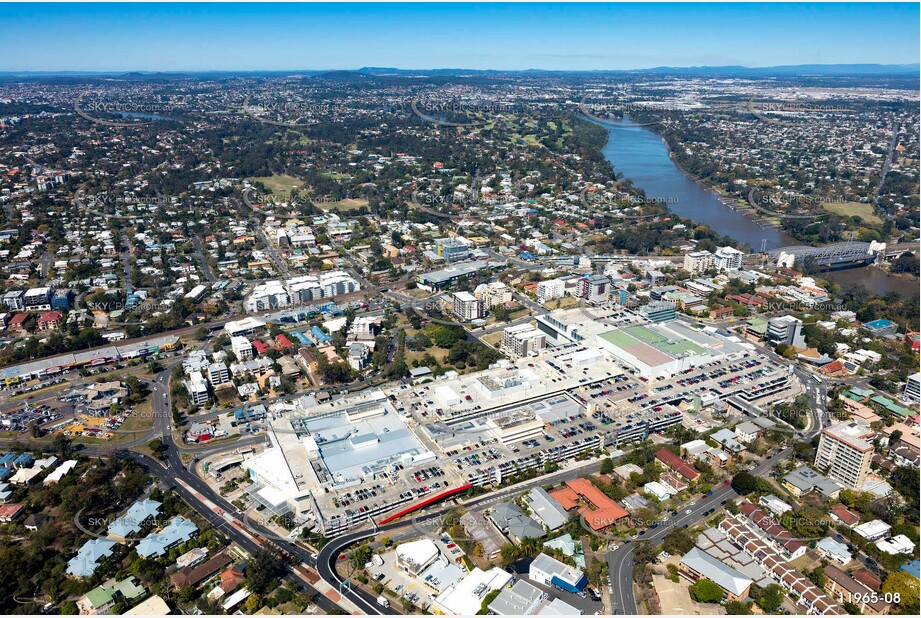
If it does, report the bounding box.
[639,300,676,323]
[767,315,806,347]
[434,237,470,262]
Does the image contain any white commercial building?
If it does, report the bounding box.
[432,568,513,616]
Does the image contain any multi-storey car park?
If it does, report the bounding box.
[241,307,801,536]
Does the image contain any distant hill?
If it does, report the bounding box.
[315,70,370,81]
[633,64,920,77]
[355,64,919,77]
[1,64,917,79]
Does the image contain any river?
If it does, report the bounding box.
[594,118,918,298]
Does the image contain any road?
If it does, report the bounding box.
[605,378,826,614]
[872,120,900,221]
[191,235,216,282]
[250,216,291,279]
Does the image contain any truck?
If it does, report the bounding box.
[376,596,389,608]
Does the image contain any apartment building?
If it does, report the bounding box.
[502,323,546,358]
[714,246,744,271]
[185,371,209,407]
[453,291,484,321]
[536,279,565,304]
[23,287,53,311]
[474,281,513,308]
[1,290,24,311]
[683,250,714,274]
[815,422,875,490]
[578,274,609,303]
[904,372,920,405]
[230,336,254,362]
[207,362,231,387]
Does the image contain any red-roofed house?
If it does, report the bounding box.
[655,448,700,481]
[218,566,245,594]
[829,504,860,528]
[0,503,25,522]
[7,312,29,333]
[555,478,629,531]
[549,487,580,512]
[251,339,269,355]
[274,334,293,351]
[820,360,847,377]
[37,311,63,331]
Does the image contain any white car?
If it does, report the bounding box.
[685,509,692,514]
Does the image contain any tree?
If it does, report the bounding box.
[600,458,615,475]
[246,549,282,595]
[731,471,758,495]
[689,578,724,603]
[750,583,784,613]
[808,566,826,588]
[147,438,168,460]
[882,571,920,612]
[244,594,263,614]
[348,544,372,571]
[724,600,753,614]
[52,434,72,460]
[478,588,501,614]
[661,528,695,556]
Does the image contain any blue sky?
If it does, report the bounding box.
[1,2,918,72]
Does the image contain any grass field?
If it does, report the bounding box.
[822,201,882,224]
[544,296,579,310]
[316,198,369,212]
[481,332,504,348]
[246,174,304,198]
